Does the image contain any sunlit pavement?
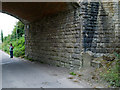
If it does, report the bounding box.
[1,50,91,88]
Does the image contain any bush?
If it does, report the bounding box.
[101,53,120,87]
[2,36,25,58]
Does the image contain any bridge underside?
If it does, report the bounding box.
[1,2,120,70]
[2,2,74,23]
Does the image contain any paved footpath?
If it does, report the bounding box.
[1,50,92,88]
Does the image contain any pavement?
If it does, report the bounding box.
[1,50,92,88]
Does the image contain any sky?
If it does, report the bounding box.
[0,13,19,37]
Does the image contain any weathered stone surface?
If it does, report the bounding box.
[25,9,83,70]
[82,52,93,68]
[25,2,120,70]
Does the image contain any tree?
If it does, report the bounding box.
[1,30,3,42]
[11,21,24,39]
[16,21,24,38]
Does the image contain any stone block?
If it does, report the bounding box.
[82,52,93,68]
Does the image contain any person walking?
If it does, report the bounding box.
[9,43,14,58]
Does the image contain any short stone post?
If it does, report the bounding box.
[82,51,93,68]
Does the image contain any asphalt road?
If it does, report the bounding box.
[1,50,92,88]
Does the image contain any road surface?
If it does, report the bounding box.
[1,50,92,88]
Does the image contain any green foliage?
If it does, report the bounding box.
[114,52,120,59]
[11,21,24,39]
[0,45,1,50]
[70,72,76,76]
[101,53,120,87]
[13,37,25,57]
[1,30,3,42]
[2,43,9,53]
[2,36,25,57]
[2,21,25,58]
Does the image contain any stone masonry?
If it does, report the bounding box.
[25,1,120,70]
[25,9,83,70]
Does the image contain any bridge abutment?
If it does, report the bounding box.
[24,2,120,70]
[25,9,83,70]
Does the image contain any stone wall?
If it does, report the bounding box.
[91,2,120,56]
[82,2,120,57]
[25,2,120,70]
[25,9,83,70]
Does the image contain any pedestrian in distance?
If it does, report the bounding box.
[9,43,14,58]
